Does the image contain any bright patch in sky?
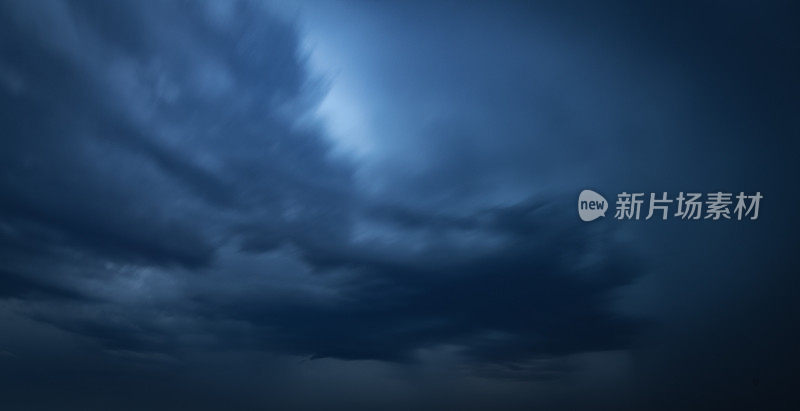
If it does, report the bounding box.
[302,33,375,158]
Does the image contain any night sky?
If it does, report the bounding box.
[0,1,798,410]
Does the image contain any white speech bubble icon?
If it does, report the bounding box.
[578,190,608,222]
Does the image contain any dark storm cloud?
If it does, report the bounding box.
[0,0,643,378]
[0,0,346,351]
[11,1,799,410]
[211,200,642,363]
[0,0,349,269]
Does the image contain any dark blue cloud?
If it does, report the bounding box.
[0,0,640,369]
[0,0,798,410]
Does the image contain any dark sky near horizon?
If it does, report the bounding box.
[0,1,798,409]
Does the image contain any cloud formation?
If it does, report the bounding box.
[0,0,640,373]
[5,1,798,410]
